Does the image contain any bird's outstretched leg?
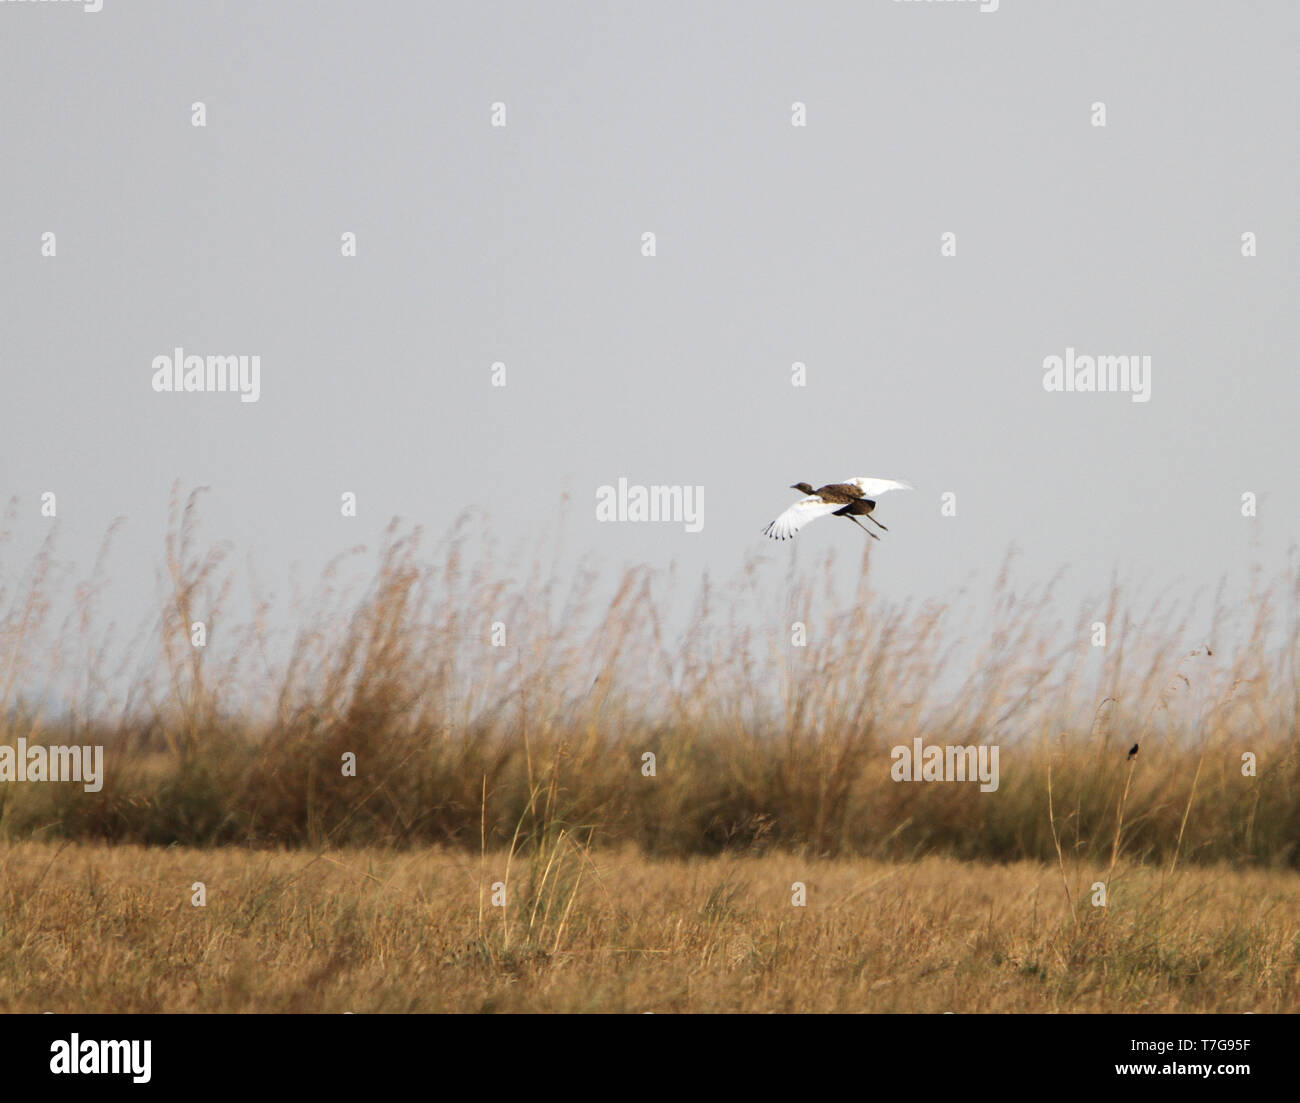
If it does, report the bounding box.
[866,515,888,531]
[847,515,879,539]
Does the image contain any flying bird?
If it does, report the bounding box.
[763,477,912,541]
[1128,743,1139,759]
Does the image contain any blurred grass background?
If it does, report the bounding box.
[1,487,1296,866]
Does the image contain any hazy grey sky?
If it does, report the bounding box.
[3,1,1298,679]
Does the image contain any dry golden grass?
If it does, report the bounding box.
[1,841,1296,1013]
[1,489,1297,867]
[2,490,1299,1012]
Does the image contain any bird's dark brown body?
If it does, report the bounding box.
[763,476,910,541]
[789,482,884,536]
[792,482,875,508]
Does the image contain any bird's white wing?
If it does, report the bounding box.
[763,496,839,540]
[847,477,913,498]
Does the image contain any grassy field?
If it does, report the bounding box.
[1,492,1297,866]
[1,841,1296,1013]
[2,493,1299,1012]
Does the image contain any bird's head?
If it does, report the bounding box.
[791,482,815,495]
